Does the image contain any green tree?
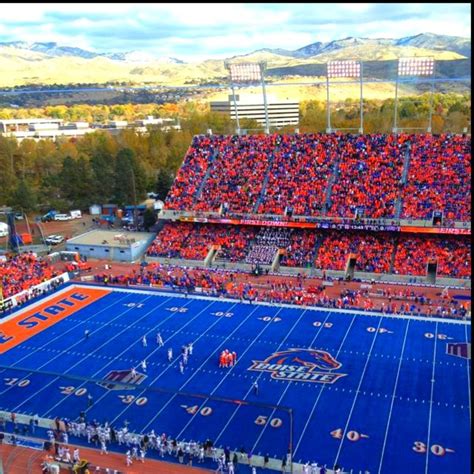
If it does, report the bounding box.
[155,168,174,201]
[114,149,135,207]
[10,179,37,213]
[0,136,18,205]
[59,156,80,205]
[90,150,116,204]
[113,148,147,206]
[143,207,157,231]
[73,157,94,209]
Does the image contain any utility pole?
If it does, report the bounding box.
[130,168,137,230]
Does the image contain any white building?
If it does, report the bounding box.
[210,94,299,129]
[0,118,95,141]
[0,115,180,142]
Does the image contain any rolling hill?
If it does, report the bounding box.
[0,33,469,88]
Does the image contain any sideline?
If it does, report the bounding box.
[72,282,473,326]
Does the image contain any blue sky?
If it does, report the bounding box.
[0,3,470,61]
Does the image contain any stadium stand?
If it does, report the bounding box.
[0,253,58,299]
[164,133,471,221]
[400,134,471,220]
[393,235,471,278]
[147,222,257,261]
[279,230,317,268]
[315,231,394,273]
[165,135,220,210]
[193,134,278,213]
[257,133,337,215]
[147,222,470,279]
[157,132,470,282]
[327,133,407,218]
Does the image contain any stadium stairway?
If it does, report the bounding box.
[193,148,220,204]
[322,151,341,215]
[394,141,412,218]
[252,147,279,213]
[312,232,325,266]
[389,235,399,274]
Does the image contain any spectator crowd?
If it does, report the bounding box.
[146,222,470,279]
[0,253,58,299]
[401,134,471,220]
[94,263,469,319]
[162,132,471,221]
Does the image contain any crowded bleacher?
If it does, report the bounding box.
[0,253,58,299]
[156,132,470,281]
[315,231,394,273]
[279,229,317,268]
[400,134,471,220]
[146,221,470,279]
[163,132,470,221]
[193,134,277,213]
[147,222,258,262]
[164,135,219,211]
[257,133,337,215]
[327,134,407,218]
[393,235,471,278]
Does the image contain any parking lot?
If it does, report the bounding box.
[0,213,95,251]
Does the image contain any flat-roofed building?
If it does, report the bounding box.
[66,230,155,262]
[0,118,94,142]
[0,118,63,133]
[210,94,299,129]
[0,116,181,142]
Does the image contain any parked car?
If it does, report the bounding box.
[45,235,65,245]
[53,214,72,221]
[14,212,24,220]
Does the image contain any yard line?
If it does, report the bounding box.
[91,299,237,425]
[0,291,131,395]
[425,321,438,474]
[41,296,205,417]
[464,323,471,426]
[9,293,168,412]
[292,312,360,458]
[211,308,312,447]
[248,311,332,455]
[376,319,410,473]
[140,305,286,435]
[330,315,385,467]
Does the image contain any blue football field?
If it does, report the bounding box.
[0,284,470,473]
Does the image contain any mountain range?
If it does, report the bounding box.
[0,40,186,63]
[254,33,471,59]
[0,33,470,88]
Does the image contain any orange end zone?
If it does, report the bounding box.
[0,287,110,354]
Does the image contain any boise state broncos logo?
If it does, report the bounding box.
[249,348,346,384]
[97,369,147,390]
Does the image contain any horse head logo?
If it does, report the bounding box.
[263,348,341,371]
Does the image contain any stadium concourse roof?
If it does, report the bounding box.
[67,229,154,249]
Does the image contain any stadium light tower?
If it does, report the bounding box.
[224,60,241,135]
[393,57,435,133]
[225,61,270,134]
[326,60,363,133]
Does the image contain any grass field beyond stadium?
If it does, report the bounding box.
[0,284,470,473]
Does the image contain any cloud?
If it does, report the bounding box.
[0,3,470,60]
